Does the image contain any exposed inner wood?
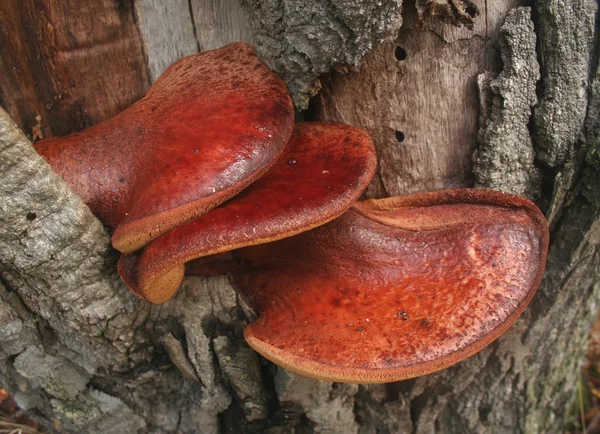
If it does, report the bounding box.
[314,1,521,198]
[0,0,149,138]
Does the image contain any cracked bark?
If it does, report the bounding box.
[473,9,541,200]
[1,0,600,433]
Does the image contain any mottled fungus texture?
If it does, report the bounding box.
[233,189,549,383]
[119,122,377,303]
[34,42,294,253]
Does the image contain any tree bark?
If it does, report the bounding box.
[1,1,599,433]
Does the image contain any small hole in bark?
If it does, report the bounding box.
[394,46,407,61]
[466,5,478,17]
[395,131,405,142]
[26,212,37,221]
[479,406,492,423]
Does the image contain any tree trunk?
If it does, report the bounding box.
[1,1,599,433]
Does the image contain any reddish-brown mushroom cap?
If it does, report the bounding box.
[117,253,185,304]
[119,122,377,303]
[35,42,294,253]
[232,189,549,383]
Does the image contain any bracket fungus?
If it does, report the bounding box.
[118,122,377,303]
[30,42,550,383]
[34,42,294,253]
[231,189,549,383]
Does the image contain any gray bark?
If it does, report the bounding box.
[239,0,404,109]
[1,1,600,433]
[533,0,597,169]
[473,9,541,200]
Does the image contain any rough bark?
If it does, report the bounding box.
[135,0,406,109]
[533,0,597,169]
[473,9,541,200]
[1,1,600,434]
[238,0,404,109]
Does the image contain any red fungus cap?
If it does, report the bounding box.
[35,43,294,253]
[232,189,549,383]
[117,253,185,304]
[119,122,377,303]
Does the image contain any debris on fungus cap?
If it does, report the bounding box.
[232,189,549,383]
[34,42,294,253]
[118,122,377,304]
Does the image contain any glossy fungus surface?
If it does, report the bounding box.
[35,42,294,253]
[119,122,377,303]
[233,189,549,383]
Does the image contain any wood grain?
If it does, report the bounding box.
[314,0,522,198]
[0,0,149,137]
[191,0,255,51]
[134,0,199,81]
[134,0,255,84]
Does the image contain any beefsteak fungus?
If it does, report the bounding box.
[232,189,549,383]
[31,42,549,384]
[118,122,377,303]
[35,42,295,254]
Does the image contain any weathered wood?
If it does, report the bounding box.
[134,0,199,82]
[191,0,255,51]
[134,0,254,83]
[314,0,522,198]
[0,0,148,137]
